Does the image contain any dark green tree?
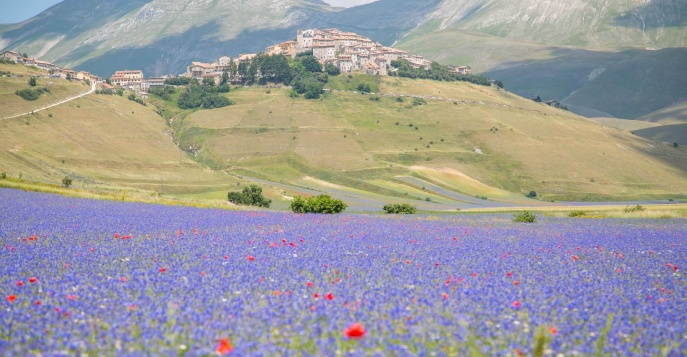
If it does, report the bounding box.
[28,77,37,86]
[298,55,322,73]
[325,63,341,76]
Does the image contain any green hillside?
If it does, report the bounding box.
[159,75,687,202]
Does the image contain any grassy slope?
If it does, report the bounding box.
[0,63,87,118]
[170,75,687,202]
[0,92,235,195]
[638,102,687,125]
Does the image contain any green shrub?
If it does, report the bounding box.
[513,211,536,223]
[28,77,37,86]
[383,203,417,214]
[624,204,645,213]
[1,172,6,179]
[15,88,40,101]
[568,210,586,217]
[526,191,537,198]
[227,184,271,208]
[412,97,426,106]
[369,96,380,101]
[357,83,371,93]
[62,176,73,188]
[290,195,346,214]
[395,97,404,103]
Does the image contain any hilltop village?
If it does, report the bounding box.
[2,28,473,97]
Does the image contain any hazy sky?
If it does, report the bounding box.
[0,0,377,24]
[0,0,62,24]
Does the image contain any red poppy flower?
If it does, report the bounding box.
[114,233,120,239]
[325,293,334,300]
[513,280,520,286]
[159,267,166,273]
[16,281,24,287]
[442,293,449,299]
[511,300,521,308]
[306,281,313,287]
[216,338,233,354]
[34,300,41,306]
[7,295,16,303]
[313,293,319,299]
[548,326,558,335]
[120,277,128,282]
[344,322,366,339]
[572,256,579,261]
[247,255,255,261]
[506,272,513,277]
[28,277,38,283]
[273,290,280,296]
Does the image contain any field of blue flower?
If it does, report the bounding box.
[1,188,685,356]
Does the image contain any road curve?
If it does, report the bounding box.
[1,81,96,120]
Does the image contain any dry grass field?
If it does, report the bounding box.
[2,71,686,210]
[0,63,88,118]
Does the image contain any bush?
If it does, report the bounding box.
[15,88,40,101]
[369,96,380,101]
[178,86,233,109]
[62,176,73,188]
[513,211,536,223]
[412,97,426,106]
[674,142,679,148]
[325,63,340,76]
[290,195,346,214]
[227,184,271,208]
[28,77,37,86]
[218,83,230,93]
[568,210,586,217]
[624,204,645,213]
[526,191,537,198]
[1,172,6,179]
[383,203,417,214]
[149,85,177,100]
[164,77,194,86]
[357,83,371,93]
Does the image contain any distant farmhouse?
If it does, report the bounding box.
[0,50,100,83]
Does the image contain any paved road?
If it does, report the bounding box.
[2,81,96,120]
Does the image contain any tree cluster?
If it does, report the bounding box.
[290,195,346,214]
[15,87,50,101]
[178,85,233,109]
[149,85,177,101]
[389,59,493,86]
[227,185,271,208]
[383,203,417,214]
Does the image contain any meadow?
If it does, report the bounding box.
[1,188,685,356]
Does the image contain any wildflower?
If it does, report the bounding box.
[548,326,558,335]
[325,293,334,300]
[16,281,24,287]
[7,295,17,303]
[511,300,521,308]
[159,267,166,273]
[28,277,38,283]
[344,323,366,339]
[513,280,520,286]
[442,293,448,299]
[247,255,255,261]
[572,256,579,261]
[306,281,313,287]
[216,338,233,354]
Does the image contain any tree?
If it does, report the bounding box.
[526,191,537,198]
[105,78,112,85]
[298,55,322,73]
[202,77,215,86]
[325,63,340,76]
[28,77,37,87]
[227,184,271,208]
[383,203,417,214]
[220,70,229,85]
[289,195,346,214]
[674,142,680,148]
[62,176,73,188]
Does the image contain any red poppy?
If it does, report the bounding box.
[16,281,24,287]
[7,295,16,303]
[513,280,519,286]
[506,272,513,277]
[442,293,449,299]
[159,267,166,273]
[273,290,280,296]
[247,255,255,261]
[325,293,334,300]
[120,277,128,282]
[344,322,366,339]
[572,256,579,261]
[313,293,319,299]
[28,277,38,283]
[216,338,233,354]
[114,233,120,239]
[34,300,41,306]
[548,326,558,335]
[511,300,521,308]
[306,281,313,287]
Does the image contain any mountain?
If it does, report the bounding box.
[0,0,334,77]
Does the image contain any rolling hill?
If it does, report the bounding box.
[159,75,687,203]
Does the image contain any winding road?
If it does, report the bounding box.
[1,81,96,120]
